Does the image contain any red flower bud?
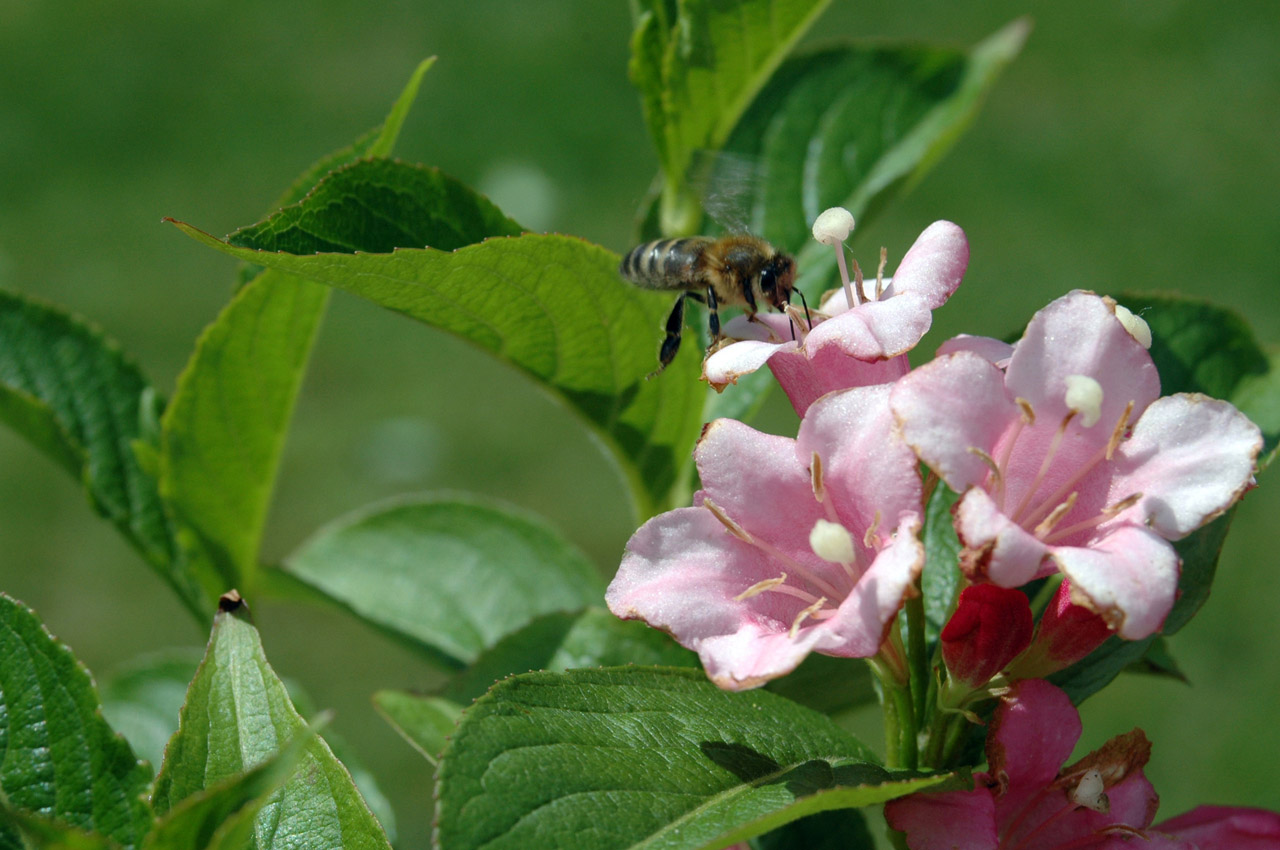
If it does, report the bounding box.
[941,584,1034,688]
[1010,579,1114,678]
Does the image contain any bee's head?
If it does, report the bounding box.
[758,253,797,310]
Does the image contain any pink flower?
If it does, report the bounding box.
[703,217,969,416]
[890,291,1261,639]
[885,679,1280,849]
[606,384,925,690]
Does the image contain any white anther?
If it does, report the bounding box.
[810,519,855,564]
[1065,375,1103,428]
[1071,769,1110,813]
[1114,304,1152,349]
[812,207,855,245]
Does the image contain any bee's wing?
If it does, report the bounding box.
[687,150,767,236]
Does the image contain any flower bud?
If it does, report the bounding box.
[1009,579,1114,678]
[941,584,1034,689]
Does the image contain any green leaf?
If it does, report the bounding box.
[629,0,834,234]
[441,608,697,705]
[372,691,462,766]
[0,291,204,616]
[160,62,438,603]
[1124,636,1188,685]
[230,159,523,255]
[920,482,962,650]
[1115,292,1280,466]
[1163,509,1235,636]
[762,653,875,718]
[750,808,875,850]
[100,650,204,770]
[150,594,390,850]
[158,271,330,598]
[435,667,959,850]
[140,720,324,850]
[169,223,706,519]
[266,58,434,212]
[1049,634,1156,706]
[699,23,1027,423]
[0,804,122,850]
[0,594,152,850]
[282,496,606,667]
[735,21,1028,262]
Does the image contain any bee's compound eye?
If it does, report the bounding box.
[759,267,776,293]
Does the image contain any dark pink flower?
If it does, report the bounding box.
[885,679,1280,849]
[891,291,1261,639]
[703,217,968,416]
[606,385,924,690]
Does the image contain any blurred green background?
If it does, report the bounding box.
[1,0,1277,844]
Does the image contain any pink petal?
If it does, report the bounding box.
[770,348,908,417]
[936,334,1014,366]
[890,220,969,308]
[891,351,1021,491]
[821,515,925,657]
[1154,805,1280,849]
[694,419,823,562]
[703,339,790,390]
[954,484,1052,587]
[1005,291,1160,428]
[805,292,933,359]
[606,507,825,690]
[1108,394,1261,539]
[986,680,1081,789]
[1050,524,1179,639]
[721,314,784,341]
[796,384,923,534]
[884,786,998,850]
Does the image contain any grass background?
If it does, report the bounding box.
[1,0,1276,843]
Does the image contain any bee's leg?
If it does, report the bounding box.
[704,285,721,340]
[650,292,690,378]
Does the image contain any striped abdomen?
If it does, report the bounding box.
[619,238,714,291]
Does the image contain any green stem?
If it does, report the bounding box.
[905,592,929,736]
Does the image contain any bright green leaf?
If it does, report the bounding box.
[160,62,440,604]
[0,594,151,850]
[150,594,391,850]
[230,159,522,255]
[169,224,706,519]
[282,496,605,667]
[372,691,462,766]
[441,608,697,705]
[159,272,330,598]
[140,720,323,850]
[0,291,204,616]
[265,58,434,212]
[435,667,958,850]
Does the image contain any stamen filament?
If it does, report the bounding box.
[735,573,788,601]
[1033,492,1078,539]
[1018,399,1133,530]
[705,498,844,600]
[759,582,824,607]
[1042,493,1143,544]
[789,596,828,638]
[876,246,887,299]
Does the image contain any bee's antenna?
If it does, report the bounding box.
[795,289,812,330]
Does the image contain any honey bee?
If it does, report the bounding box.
[620,235,798,374]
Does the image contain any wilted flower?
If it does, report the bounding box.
[606,385,924,690]
[891,291,1261,639]
[703,213,969,415]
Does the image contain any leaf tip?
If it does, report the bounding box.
[218,589,246,613]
